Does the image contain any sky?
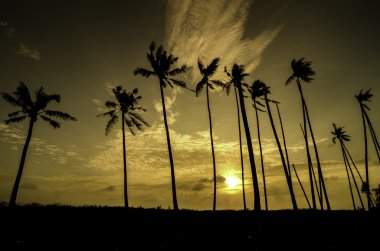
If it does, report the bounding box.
[0,0,380,210]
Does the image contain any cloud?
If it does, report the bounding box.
[16,43,41,61]
[103,185,115,192]
[165,0,282,81]
[0,20,15,37]
[20,183,38,190]
[0,123,83,165]
[192,182,207,191]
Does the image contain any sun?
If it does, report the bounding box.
[225,176,241,189]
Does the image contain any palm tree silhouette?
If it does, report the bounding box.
[286,58,330,210]
[355,89,380,210]
[225,64,261,211]
[97,86,149,208]
[249,80,268,210]
[223,77,246,210]
[331,123,364,210]
[2,82,77,207]
[256,80,298,210]
[196,57,224,211]
[292,164,311,209]
[134,41,189,210]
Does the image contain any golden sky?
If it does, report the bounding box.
[0,0,380,210]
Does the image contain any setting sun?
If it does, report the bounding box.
[225,176,241,189]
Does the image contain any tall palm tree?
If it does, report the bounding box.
[250,81,268,210]
[134,41,189,210]
[286,58,330,210]
[97,86,149,208]
[223,78,246,210]
[331,123,364,210]
[355,89,380,210]
[292,164,311,209]
[257,80,298,210]
[225,64,261,211]
[196,57,224,211]
[2,82,77,207]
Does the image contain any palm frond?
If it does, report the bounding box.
[198,59,205,74]
[105,115,118,135]
[97,110,117,118]
[44,110,77,121]
[124,117,136,136]
[129,112,150,127]
[206,58,220,76]
[40,115,60,129]
[149,41,156,52]
[285,75,295,86]
[134,68,156,78]
[4,115,28,125]
[1,92,25,108]
[169,78,187,88]
[8,111,24,117]
[211,80,224,88]
[167,65,188,76]
[15,82,34,108]
[105,101,118,109]
[195,80,205,97]
[290,58,315,83]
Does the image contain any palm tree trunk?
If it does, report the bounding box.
[9,119,34,207]
[300,107,316,209]
[254,100,267,210]
[275,103,293,199]
[360,106,370,211]
[122,113,128,208]
[340,142,356,210]
[292,164,311,209]
[236,85,261,211]
[297,80,330,210]
[343,147,365,209]
[264,95,298,210]
[206,85,217,211]
[159,81,178,210]
[363,111,380,162]
[234,87,246,211]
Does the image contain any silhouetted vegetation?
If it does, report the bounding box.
[1,82,77,207]
[97,86,149,208]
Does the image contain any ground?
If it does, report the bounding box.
[1,204,379,250]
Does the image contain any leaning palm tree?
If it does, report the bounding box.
[355,89,380,210]
[97,86,149,208]
[250,81,268,210]
[331,123,364,210]
[2,82,77,207]
[286,58,330,210]
[225,64,261,211]
[223,77,246,210]
[257,80,298,210]
[134,41,189,210]
[196,57,224,211]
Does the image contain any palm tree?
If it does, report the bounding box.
[134,41,189,210]
[97,86,149,208]
[250,81,268,210]
[196,57,224,211]
[225,64,261,211]
[286,58,330,210]
[355,89,380,210]
[223,77,246,210]
[331,123,364,210]
[257,80,298,210]
[2,82,77,207]
[292,164,311,209]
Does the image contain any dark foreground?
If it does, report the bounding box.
[1,205,379,251]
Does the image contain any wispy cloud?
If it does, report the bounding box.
[16,43,41,61]
[165,0,282,81]
[0,21,15,37]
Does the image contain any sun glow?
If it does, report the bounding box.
[225,176,241,189]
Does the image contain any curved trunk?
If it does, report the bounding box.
[340,142,356,209]
[236,85,261,211]
[122,113,128,208]
[297,80,330,210]
[206,85,217,211]
[9,119,34,207]
[160,80,178,210]
[264,95,298,210]
[363,110,380,162]
[292,164,311,209]
[234,87,246,211]
[276,103,292,186]
[254,100,267,210]
[343,144,365,209]
[360,106,370,211]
